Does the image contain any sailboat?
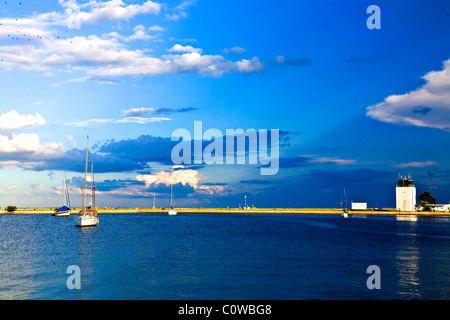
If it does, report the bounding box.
[341,189,349,218]
[167,184,177,216]
[75,136,99,227]
[53,173,71,217]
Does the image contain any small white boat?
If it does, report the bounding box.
[341,189,349,218]
[167,184,177,216]
[75,136,99,227]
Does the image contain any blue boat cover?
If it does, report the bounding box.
[57,206,70,212]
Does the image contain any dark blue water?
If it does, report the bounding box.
[1,213,450,300]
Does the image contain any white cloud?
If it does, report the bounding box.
[165,0,197,21]
[122,107,156,116]
[1,33,264,78]
[66,134,78,148]
[0,2,264,79]
[0,132,63,154]
[137,168,205,189]
[125,25,152,42]
[309,157,356,166]
[275,55,286,64]
[367,58,450,131]
[67,115,170,126]
[169,44,203,54]
[148,25,165,32]
[136,166,228,196]
[67,118,115,127]
[394,161,438,168]
[116,117,171,124]
[236,57,264,73]
[222,47,246,55]
[0,110,46,132]
[68,76,118,84]
[197,185,229,195]
[60,0,162,25]
[0,110,64,163]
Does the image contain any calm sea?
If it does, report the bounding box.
[0,213,449,300]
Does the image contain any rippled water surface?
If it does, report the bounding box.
[1,213,449,299]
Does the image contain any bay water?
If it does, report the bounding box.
[1,213,449,300]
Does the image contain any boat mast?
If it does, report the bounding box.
[64,173,71,208]
[81,136,89,215]
[170,184,173,209]
[343,189,347,213]
[91,163,96,209]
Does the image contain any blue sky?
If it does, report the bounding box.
[1,0,450,208]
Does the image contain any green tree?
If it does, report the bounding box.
[6,206,17,213]
[419,191,437,205]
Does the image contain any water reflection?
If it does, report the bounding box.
[396,215,418,222]
[394,218,421,299]
[72,225,98,299]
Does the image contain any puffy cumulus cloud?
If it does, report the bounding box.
[169,44,202,54]
[197,185,229,196]
[0,133,63,154]
[0,110,46,132]
[59,0,162,25]
[136,166,228,196]
[0,1,263,79]
[124,25,153,42]
[1,35,264,78]
[0,1,161,41]
[137,168,205,189]
[0,110,62,160]
[93,51,264,78]
[367,58,450,131]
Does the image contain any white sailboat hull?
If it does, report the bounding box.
[168,210,177,216]
[52,210,71,217]
[75,214,99,227]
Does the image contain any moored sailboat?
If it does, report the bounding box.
[341,189,349,218]
[167,184,177,216]
[53,173,71,217]
[75,136,99,227]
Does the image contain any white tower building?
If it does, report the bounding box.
[396,176,416,211]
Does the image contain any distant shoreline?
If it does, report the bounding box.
[1,208,450,217]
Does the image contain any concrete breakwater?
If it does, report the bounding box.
[1,208,449,217]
